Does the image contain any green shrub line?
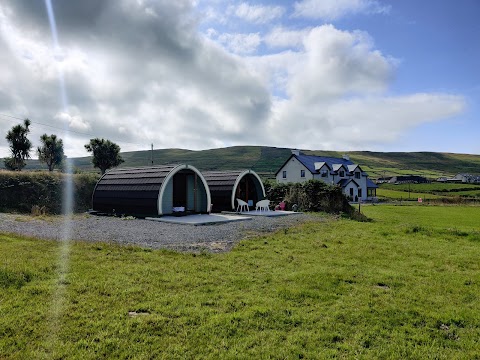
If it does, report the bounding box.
[264,179,365,220]
[0,172,364,218]
[0,171,99,214]
[265,179,351,213]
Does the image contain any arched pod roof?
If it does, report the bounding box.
[92,164,211,216]
[202,170,265,212]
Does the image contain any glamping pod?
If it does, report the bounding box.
[202,170,266,212]
[92,165,211,216]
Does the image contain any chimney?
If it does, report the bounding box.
[342,154,350,161]
[291,149,300,156]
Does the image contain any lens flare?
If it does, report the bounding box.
[45,0,74,347]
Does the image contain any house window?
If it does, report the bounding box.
[282,170,287,179]
[300,170,305,178]
[339,170,345,177]
[355,172,361,179]
[358,188,362,198]
[321,171,328,178]
[350,188,354,196]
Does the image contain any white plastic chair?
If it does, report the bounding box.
[255,199,270,212]
[236,198,249,212]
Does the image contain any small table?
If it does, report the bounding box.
[172,206,186,217]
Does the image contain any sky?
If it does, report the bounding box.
[0,0,478,159]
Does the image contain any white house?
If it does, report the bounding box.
[275,150,377,201]
[453,173,480,184]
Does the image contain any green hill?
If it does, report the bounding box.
[3,146,480,179]
[304,150,480,179]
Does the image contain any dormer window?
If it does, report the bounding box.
[355,172,361,179]
[339,170,345,177]
[321,171,328,178]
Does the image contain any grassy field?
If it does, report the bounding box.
[376,188,442,201]
[378,183,480,201]
[380,183,480,193]
[362,167,444,179]
[1,206,480,358]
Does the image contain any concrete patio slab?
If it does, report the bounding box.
[146,214,252,226]
[222,210,301,217]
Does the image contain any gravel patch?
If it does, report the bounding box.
[0,212,318,252]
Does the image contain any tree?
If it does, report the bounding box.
[4,119,32,171]
[84,138,124,174]
[37,134,64,171]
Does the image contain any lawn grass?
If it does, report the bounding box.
[1,206,480,359]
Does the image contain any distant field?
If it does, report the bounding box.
[362,167,444,179]
[376,188,442,200]
[1,206,480,358]
[454,190,480,197]
[380,183,480,192]
[379,183,480,199]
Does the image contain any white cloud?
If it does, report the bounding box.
[0,0,271,157]
[289,25,394,100]
[264,27,309,49]
[251,25,465,150]
[265,94,466,151]
[0,1,466,158]
[55,108,91,132]
[325,94,466,144]
[233,2,285,24]
[216,32,262,54]
[293,0,391,20]
[199,5,229,25]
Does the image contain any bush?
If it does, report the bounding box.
[265,179,354,215]
[0,170,99,214]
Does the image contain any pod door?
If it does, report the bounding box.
[235,174,262,208]
[172,170,208,213]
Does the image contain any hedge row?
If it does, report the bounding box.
[0,172,357,216]
[264,179,354,215]
[0,171,99,214]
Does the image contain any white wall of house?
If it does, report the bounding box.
[276,157,313,183]
[276,156,371,201]
[352,169,367,199]
[344,181,359,200]
[335,165,349,182]
[313,164,333,184]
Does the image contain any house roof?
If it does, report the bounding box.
[278,154,354,175]
[314,161,330,171]
[366,178,378,188]
[332,164,348,172]
[337,179,360,188]
[347,164,363,172]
